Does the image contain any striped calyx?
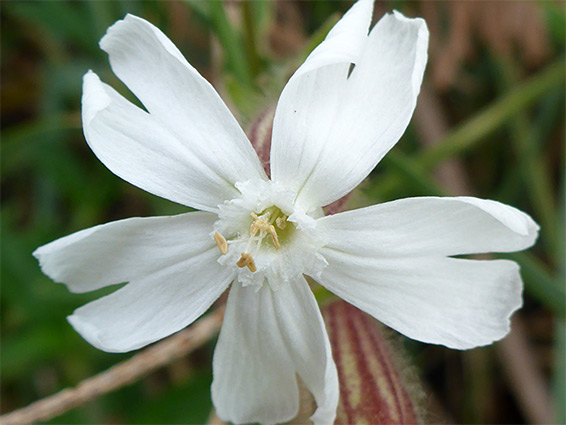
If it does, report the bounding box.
[322,301,419,425]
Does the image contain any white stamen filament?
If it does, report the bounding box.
[250,213,280,249]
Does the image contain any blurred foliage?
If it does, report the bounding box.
[1,1,564,424]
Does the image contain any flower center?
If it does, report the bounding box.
[214,206,295,273]
[212,179,327,289]
[251,206,295,249]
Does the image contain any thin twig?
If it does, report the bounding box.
[0,308,224,425]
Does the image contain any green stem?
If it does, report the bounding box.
[382,151,444,196]
[299,13,340,63]
[504,252,565,316]
[494,56,561,265]
[554,318,566,424]
[241,2,261,78]
[555,150,566,422]
[207,1,253,88]
[419,59,565,169]
[372,59,565,202]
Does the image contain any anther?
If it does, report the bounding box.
[213,232,228,255]
[267,225,280,249]
[275,217,287,229]
[236,252,256,272]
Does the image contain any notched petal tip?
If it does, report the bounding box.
[68,312,137,353]
[67,313,109,352]
[389,10,429,39]
[31,245,43,261]
[98,13,142,50]
[458,197,540,249]
[386,10,429,96]
[31,239,76,287]
[443,259,524,351]
[514,210,540,238]
[391,9,425,24]
[99,13,187,69]
[31,245,54,279]
[291,0,374,79]
[82,71,111,125]
[123,13,139,22]
[31,245,61,286]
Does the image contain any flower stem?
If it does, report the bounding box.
[419,59,565,169]
[493,55,562,265]
[374,59,565,203]
[207,1,253,88]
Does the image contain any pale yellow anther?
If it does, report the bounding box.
[213,232,228,255]
[275,217,287,229]
[267,225,280,249]
[236,252,256,272]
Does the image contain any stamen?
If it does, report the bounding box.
[236,252,256,272]
[266,225,280,249]
[249,212,281,250]
[213,232,228,255]
[276,217,287,229]
[250,213,261,236]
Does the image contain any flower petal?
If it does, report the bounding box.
[316,196,537,349]
[83,71,245,211]
[67,245,233,353]
[317,196,539,257]
[211,283,299,424]
[212,278,338,425]
[271,8,428,210]
[319,253,523,349]
[272,278,339,425]
[34,211,218,293]
[289,0,374,75]
[97,14,266,207]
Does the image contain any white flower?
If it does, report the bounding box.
[33,1,539,424]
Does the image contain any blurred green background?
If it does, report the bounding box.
[1,1,564,424]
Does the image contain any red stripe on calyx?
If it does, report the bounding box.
[322,301,419,424]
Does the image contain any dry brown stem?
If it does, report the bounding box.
[206,409,227,425]
[0,308,224,425]
[498,316,555,424]
[414,85,470,196]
